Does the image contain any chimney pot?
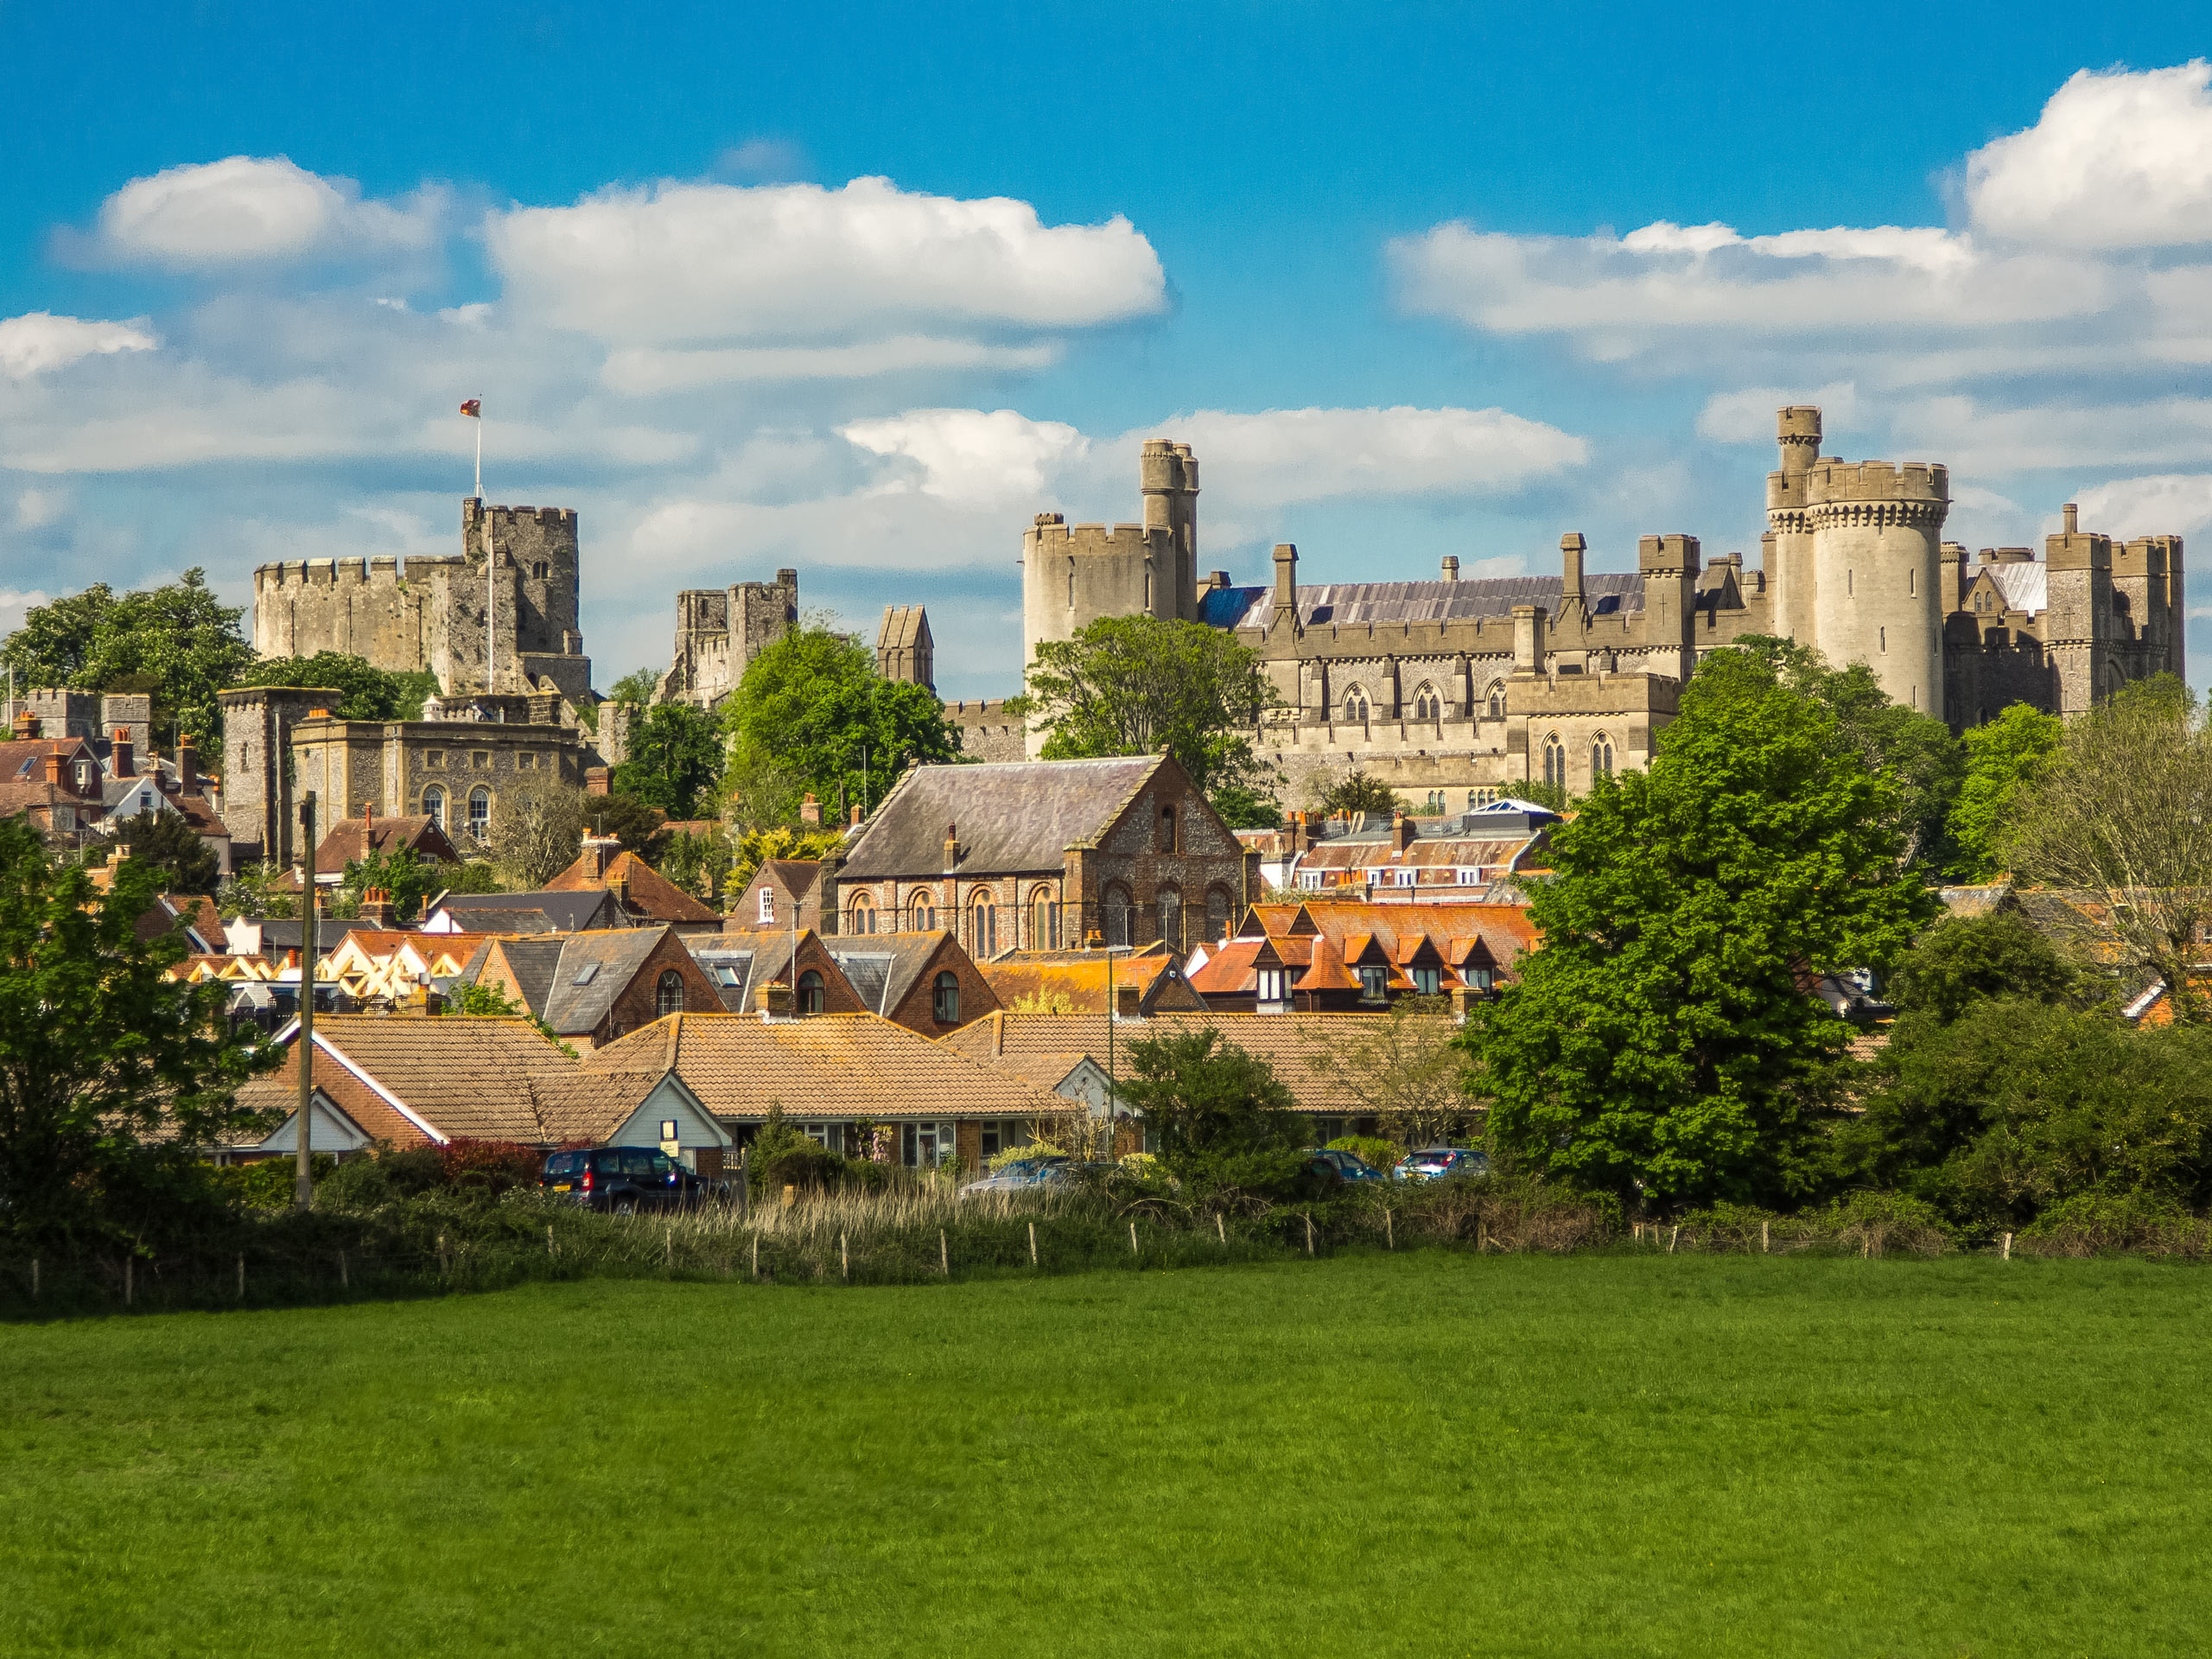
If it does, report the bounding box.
[2063,502,2080,534]
[799,793,822,826]
[1440,556,1459,582]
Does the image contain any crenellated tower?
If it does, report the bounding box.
[1764,405,1821,642]
[1804,455,1948,719]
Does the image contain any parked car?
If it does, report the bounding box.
[541,1146,720,1212]
[1306,1147,1389,1183]
[957,1154,1075,1198]
[1394,1146,1487,1183]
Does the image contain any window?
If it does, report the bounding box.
[911,896,937,931]
[1411,965,1441,995]
[1257,967,1287,1004]
[656,969,684,1018]
[1144,566,1152,608]
[902,1120,956,1167]
[467,786,491,838]
[1456,868,1484,886]
[1909,568,1916,596]
[1541,734,1566,792]
[1358,963,1389,1002]
[1847,569,1854,597]
[472,751,490,769]
[796,969,824,1015]
[518,752,537,770]
[426,750,445,769]
[531,559,550,580]
[759,887,775,924]
[1413,683,1440,721]
[1159,805,1177,855]
[1157,886,1183,949]
[849,893,876,935]
[1067,563,1076,607]
[932,970,960,1025]
[572,962,601,986]
[1343,685,1370,725]
[1205,887,1230,944]
[1976,592,1990,613]
[1592,733,1615,779]
[1391,868,1417,887]
[1879,626,1887,652]
[1485,682,1506,719]
[1297,869,1324,891]
[969,898,996,958]
[1103,885,1134,948]
[1030,888,1058,950]
[422,785,446,830]
[1469,965,1496,992]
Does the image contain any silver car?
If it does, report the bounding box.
[957,1154,1073,1198]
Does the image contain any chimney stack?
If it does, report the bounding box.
[849,802,863,829]
[799,793,822,826]
[177,734,199,795]
[581,832,620,880]
[359,887,395,929]
[2063,502,2079,534]
[111,728,134,779]
[943,823,960,871]
[1440,556,1459,583]
[1392,810,1417,853]
[42,753,63,786]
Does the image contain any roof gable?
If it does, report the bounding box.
[838,755,1172,879]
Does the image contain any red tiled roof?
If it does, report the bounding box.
[546,848,720,924]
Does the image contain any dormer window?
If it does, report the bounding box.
[1358,964,1389,1002]
[1411,965,1440,995]
[759,887,775,925]
[1257,968,1287,1003]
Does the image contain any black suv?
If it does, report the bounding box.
[542,1146,720,1213]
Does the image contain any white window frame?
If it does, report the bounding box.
[759,887,775,924]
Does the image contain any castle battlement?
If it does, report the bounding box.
[1805,459,1950,505]
[1027,519,1171,556]
[252,554,462,588]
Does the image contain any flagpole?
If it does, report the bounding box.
[474,412,482,500]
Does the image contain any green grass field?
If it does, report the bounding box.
[4,1252,2205,1657]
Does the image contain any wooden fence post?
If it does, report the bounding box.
[1668,1226,1679,1255]
[1215,1213,1225,1245]
[1128,1220,1139,1260]
[665,1227,673,1268]
[1761,1219,1770,1255]
[841,1233,849,1281]
[1028,1222,1038,1268]
[751,1234,760,1281]
[738,1146,749,1222]
[339,1250,348,1289]
[1385,1210,1395,1251]
[546,1224,556,1259]
[941,1230,950,1276]
[1304,1213,1316,1257]
[2002,1231,2013,1261]
[30,1258,38,1300]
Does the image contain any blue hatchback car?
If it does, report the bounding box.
[1306,1147,1389,1183]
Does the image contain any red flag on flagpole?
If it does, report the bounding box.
[460,399,481,417]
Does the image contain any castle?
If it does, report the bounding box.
[655,570,801,709]
[251,499,593,704]
[1019,408,2187,803]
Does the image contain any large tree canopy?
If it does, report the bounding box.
[1470,648,1935,1209]
[721,625,959,829]
[612,700,726,821]
[0,570,253,747]
[1946,702,2064,883]
[0,818,273,1244]
[1009,615,1283,827]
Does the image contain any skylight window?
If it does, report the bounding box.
[572,962,601,986]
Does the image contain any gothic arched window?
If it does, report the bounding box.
[1343,685,1371,725]
[1157,885,1183,950]
[1205,887,1231,944]
[1485,682,1506,720]
[1103,884,1134,948]
[1413,683,1440,721]
[656,969,685,1019]
[796,969,824,1015]
[467,786,491,840]
[911,895,937,932]
[422,785,445,831]
[969,899,997,959]
[1030,887,1058,950]
[1592,733,1615,780]
[848,893,877,935]
[1541,734,1566,792]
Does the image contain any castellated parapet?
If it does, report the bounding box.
[1803,453,1949,720]
[251,499,592,703]
[656,569,798,710]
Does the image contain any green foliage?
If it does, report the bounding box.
[1114,1027,1319,1198]
[723,625,959,829]
[1470,649,1936,1211]
[442,861,506,897]
[452,981,522,1017]
[1308,769,1401,817]
[607,668,661,706]
[0,569,252,747]
[1845,1000,2212,1231]
[1516,779,1573,814]
[0,817,276,1245]
[612,700,726,820]
[211,1154,336,1211]
[341,846,450,925]
[1731,635,1965,868]
[1886,912,2078,1025]
[1324,1135,1400,1173]
[1945,702,2063,880]
[657,827,723,904]
[238,653,440,722]
[218,861,296,920]
[1011,615,1282,821]
[582,791,670,861]
[111,807,220,896]
[746,1101,836,1198]
[728,824,848,893]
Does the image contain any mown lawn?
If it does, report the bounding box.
[3,1251,2204,1657]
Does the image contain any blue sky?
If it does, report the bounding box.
[3,1,2211,696]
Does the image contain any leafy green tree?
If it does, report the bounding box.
[238,653,441,722]
[722,625,958,826]
[1469,649,1936,1210]
[1732,635,1964,868]
[0,818,275,1244]
[2000,674,2212,1024]
[342,846,453,925]
[606,668,660,706]
[1009,615,1282,824]
[0,569,253,747]
[582,791,671,862]
[1309,770,1401,818]
[1945,703,2064,882]
[1116,1027,1315,1196]
[218,861,296,920]
[1885,912,2078,1026]
[728,824,848,893]
[658,828,724,904]
[1302,995,1465,1148]
[612,700,725,820]
[111,808,220,897]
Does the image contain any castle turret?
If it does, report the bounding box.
[1764,406,1821,642]
[1637,533,1701,682]
[1805,455,1948,719]
[1140,439,1200,622]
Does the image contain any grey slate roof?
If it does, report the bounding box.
[1219,574,1647,632]
[493,938,567,1017]
[838,755,1167,880]
[823,931,952,1016]
[428,889,626,934]
[542,927,677,1036]
[688,943,766,1013]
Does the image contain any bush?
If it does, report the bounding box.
[1811,1192,1954,1257]
[2019,1192,2212,1257]
[211,1155,335,1211]
[438,1139,544,1198]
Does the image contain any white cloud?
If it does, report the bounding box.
[0,312,156,378]
[1157,406,1586,506]
[1967,62,2212,249]
[1696,381,1861,444]
[602,336,1059,395]
[92,156,447,266]
[486,175,1165,346]
[2072,473,2212,538]
[841,408,1090,505]
[0,589,50,636]
[13,488,65,529]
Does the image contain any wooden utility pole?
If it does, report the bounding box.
[295,791,317,1212]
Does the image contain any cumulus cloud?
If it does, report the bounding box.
[1966,62,2212,249]
[1696,381,1861,443]
[486,175,1166,348]
[841,408,1090,505]
[2072,473,2212,538]
[0,312,156,378]
[602,336,1058,395]
[90,156,447,266]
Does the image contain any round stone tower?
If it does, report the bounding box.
[1805,454,1949,720]
[1764,406,1821,642]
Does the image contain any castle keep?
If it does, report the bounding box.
[251,499,593,703]
[1020,408,2186,803]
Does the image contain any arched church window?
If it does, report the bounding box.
[1485,682,1506,720]
[1343,686,1371,725]
[1541,734,1566,792]
[422,785,445,831]
[1592,733,1615,779]
[1413,683,1440,721]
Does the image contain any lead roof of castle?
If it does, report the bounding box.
[838,754,1173,880]
[1210,573,1649,633]
[1980,563,2049,614]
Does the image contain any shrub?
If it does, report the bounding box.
[437,1139,544,1198]
[1325,1135,1400,1173]
[212,1155,335,1211]
[2019,1192,2212,1257]
[1813,1191,1954,1257]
